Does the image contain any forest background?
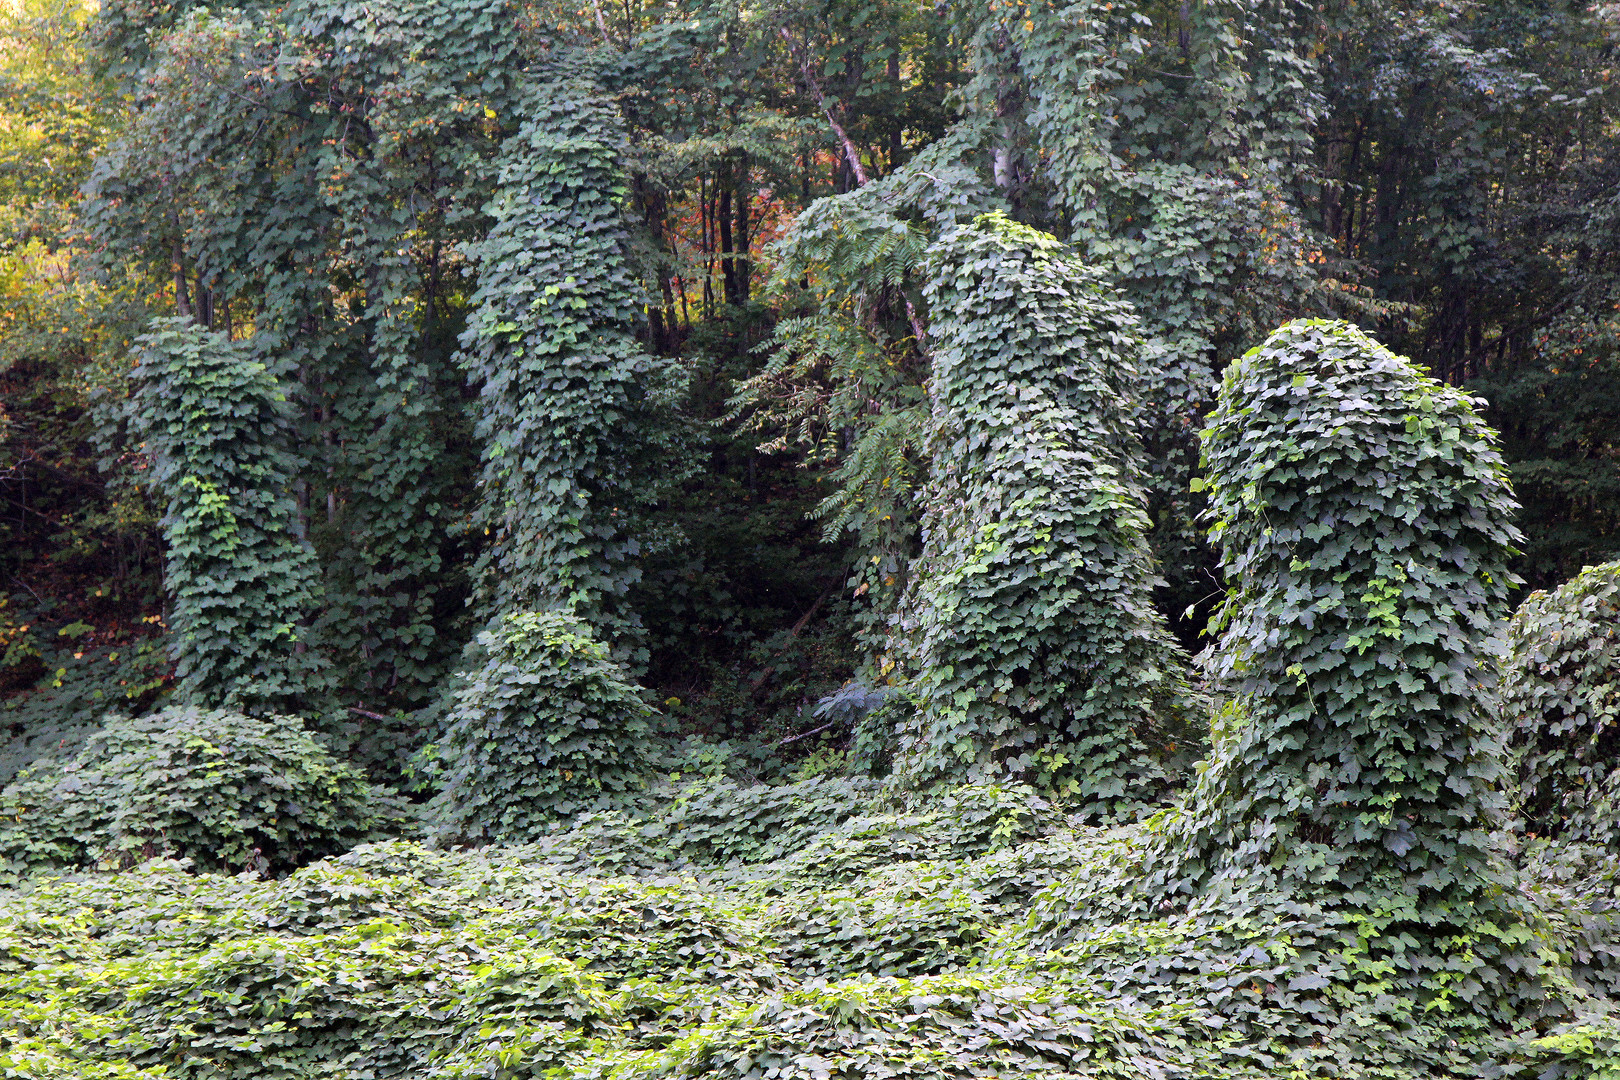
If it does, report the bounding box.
[1,0,1616,780]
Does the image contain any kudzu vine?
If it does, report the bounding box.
[1505,558,1620,845]
[125,319,325,711]
[432,611,655,841]
[85,0,529,715]
[949,0,1335,623]
[1167,319,1523,893]
[889,214,1199,818]
[459,70,691,663]
[1138,320,1552,1034]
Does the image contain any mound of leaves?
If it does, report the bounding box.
[0,707,403,881]
[429,611,656,843]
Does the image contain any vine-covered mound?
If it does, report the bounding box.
[1507,559,1620,845]
[1129,320,1560,1048]
[891,213,1200,817]
[1,781,1617,1079]
[430,611,656,841]
[0,708,399,882]
[1168,318,1523,893]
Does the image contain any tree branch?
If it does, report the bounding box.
[778,718,841,746]
[780,28,869,187]
[749,589,831,692]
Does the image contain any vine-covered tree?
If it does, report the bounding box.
[458,72,691,661]
[1505,559,1620,845]
[1167,319,1522,894]
[125,319,325,711]
[1135,321,1552,1042]
[83,0,528,713]
[890,214,1199,816]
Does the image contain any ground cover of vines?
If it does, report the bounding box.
[2,780,1620,1079]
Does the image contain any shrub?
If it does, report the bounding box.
[1506,559,1620,844]
[430,611,656,841]
[890,213,1200,818]
[0,707,398,879]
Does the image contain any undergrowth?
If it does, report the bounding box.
[1,780,1616,1078]
[0,708,402,882]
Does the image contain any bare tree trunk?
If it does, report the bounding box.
[700,174,715,317]
[887,42,902,172]
[172,239,192,320]
[719,158,737,306]
[735,151,751,302]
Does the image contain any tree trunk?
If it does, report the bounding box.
[719,158,737,306]
[734,152,751,303]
